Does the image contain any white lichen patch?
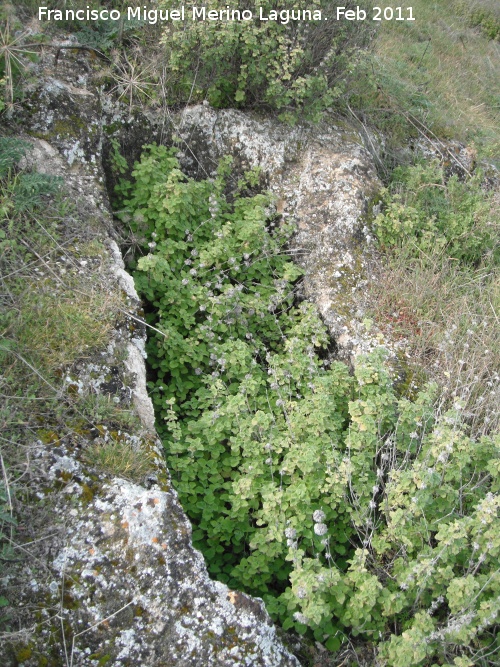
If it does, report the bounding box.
[124,342,156,432]
[47,478,299,665]
[108,238,141,301]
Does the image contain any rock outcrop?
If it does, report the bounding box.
[2,50,299,666]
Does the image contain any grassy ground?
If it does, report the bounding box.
[353,0,500,165]
[372,245,499,435]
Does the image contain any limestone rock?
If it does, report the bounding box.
[49,475,299,666]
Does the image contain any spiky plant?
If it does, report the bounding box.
[109,51,157,112]
[0,19,40,110]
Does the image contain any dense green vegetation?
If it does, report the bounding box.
[159,0,372,120]
[121,145,500,665]
[374,162,498,266]
[2,1,499,664]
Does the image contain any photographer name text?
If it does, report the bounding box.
[38,6,416,25]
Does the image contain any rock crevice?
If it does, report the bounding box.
[3,46,385,665]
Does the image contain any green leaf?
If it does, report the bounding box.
[325,636,341,652]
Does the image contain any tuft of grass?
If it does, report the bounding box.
[83,437,153,482]
[0,139,122,382]
[12,285,118,377]
[79,393,142,431]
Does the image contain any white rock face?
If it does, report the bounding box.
[50,478,299,666]
[124,341,157,432]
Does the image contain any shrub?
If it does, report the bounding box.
[160,0,372,119]
[372,162,499,266]
[122,145,500,664]
[455,0,500,40]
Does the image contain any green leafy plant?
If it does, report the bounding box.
[160,0,372,119]
[0,17,42,109]
[72,9,144,53]
[108,137,128,178]
[0,136,62,211]
[372,162,498,266]
[74,19,122,53]
[0,136,29,177]
[121,145,500,664]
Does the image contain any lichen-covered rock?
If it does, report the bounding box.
[3,49,299,666]
[47,475,299,666]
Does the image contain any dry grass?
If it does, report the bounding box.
[14,283,118,376]
[371,0,500,162]
[365,4,500,437]
[373,249,499,437]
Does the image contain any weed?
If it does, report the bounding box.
[159,0,373,119]
[107,51,157,112]
[373,161,499,266]
[0,7,44,110]
[83,436,152,482]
